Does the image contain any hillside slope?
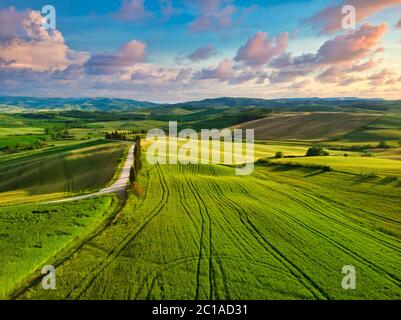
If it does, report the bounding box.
[234,112,380,141]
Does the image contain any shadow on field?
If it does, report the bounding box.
[304,170,327,178]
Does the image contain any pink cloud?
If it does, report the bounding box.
[346,59,377,72]
[189,0,237,32]
[339,77,363,86]
[193,58,235,81]
[85,40,146,75]
[368,69,395,85]
[269,23,387,84]
[316,66,345,83]
[397,18,401,28]
[187,45,216,62]
[0,7,88,72]
[315,23,388,64]
[235,32,288,67]
[307,0,401,34]
[115,0,152,21]
[269,69,311,84]
[290,80,310,89]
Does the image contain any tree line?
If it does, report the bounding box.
[130,136,143,184]
[105,130,147,141]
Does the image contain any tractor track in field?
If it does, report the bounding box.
[274,203,401,290]
[38,159,44,186]
[173,169,229,299]
[297,183,401,227]
[209,179,329,300]
[61,156,75,193]
[65,164,169,299]
[265,178,401,255]
[265,184,401,286]
[257,180,401,288]
[252,172,401,254]
[45,143,134,204]
[183,175,209,300]
[296,189,401,252]
[188,165,230,300]
[257,169,401,228]
[12,163,26,189]
[183,166,216,300]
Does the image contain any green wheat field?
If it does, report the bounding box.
[0,99,400,300]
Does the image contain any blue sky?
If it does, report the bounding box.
[1,0,401,102]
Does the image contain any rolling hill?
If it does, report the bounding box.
[234,112,380,141]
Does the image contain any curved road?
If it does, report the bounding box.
[46,143,135,204]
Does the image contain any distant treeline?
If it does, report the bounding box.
[1,139,47,154]
[325,141,400,152]
[105,130,146,140]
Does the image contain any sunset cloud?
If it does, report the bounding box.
[115,0,152,21]
[306,0,401,34]
[346,59,377,72]
[193,58,235,81]
[0,2,400,101]
[0,7,88,72]
[187,45,217,62]
[314,23,388,64]
[84,40,146,75]
[189,0,237,32]
[235,32,288,68]
[269,23,388,84]
[368,69,395,85]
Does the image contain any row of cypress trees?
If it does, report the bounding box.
[130,136,142,184]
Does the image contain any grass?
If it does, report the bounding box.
[0,135,45,149]
[0,195,118,299]
[1,108,401,300]
[234,112,379,141]
[272,156,401,178]
[0,141,127,204]
[14,161,401,300]
[0,127,44,135]
[87,120,168,131]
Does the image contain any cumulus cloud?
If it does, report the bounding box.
[346,59,377,72]
[115,0,152,21]
[235,32,288,68]
[368,69,395,85]
[339,77,363,86]
[314,23,388,64]
[84,40,146,75]
[269,23,388,84]
[189,0,237,32]
[306,0,401,34]
[316,66,345,83]
[193,58,235,81]
[187,45,217,62]
[0,7,89,72]
[290,80,311,89]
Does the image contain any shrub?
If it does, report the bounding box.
[256,158,271,165]
[280,162,332,172]
[378,141,391,149]
[275,151,284,159]
[306,146,329,157]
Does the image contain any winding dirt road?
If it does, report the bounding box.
[46,143,135,204]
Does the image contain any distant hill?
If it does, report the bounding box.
[0,96,399,113]
[168,97,392,112]
[234,112,381,141]
[0,97,159,111]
